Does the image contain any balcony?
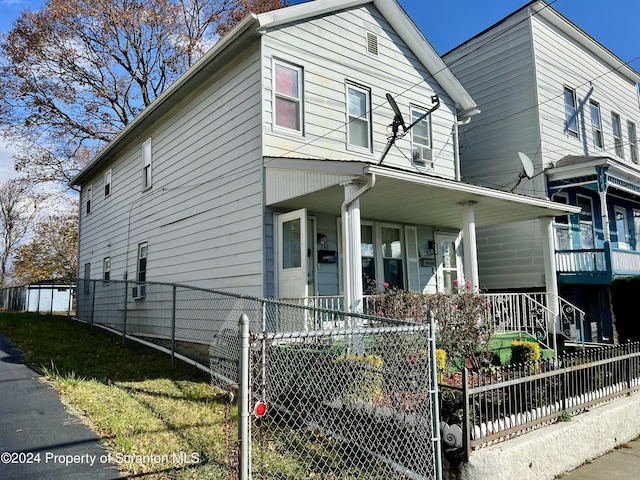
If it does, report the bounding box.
[555,242,640,283]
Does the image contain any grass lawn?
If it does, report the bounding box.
[0,312,233,479]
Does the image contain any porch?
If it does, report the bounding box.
[556,242,640,283]
[280,291,586,354]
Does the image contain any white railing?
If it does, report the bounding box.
[611,248,640,274]
[280,292,585,350]
[555,249,607,273]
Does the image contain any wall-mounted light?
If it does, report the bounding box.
[317,233,328,248]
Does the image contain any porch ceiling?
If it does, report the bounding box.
[267,163,580,228]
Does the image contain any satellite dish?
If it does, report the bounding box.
[386,93,407,132]
[518,152,534,179]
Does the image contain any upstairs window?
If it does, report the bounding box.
[612,112,624,158]
[103,257,111,282]
[137,243,148,284]
[142,138,152,190]
[563,86,579,138]
[628,121,638,164]
[86,184,93,215]
[410,106,433,168]
[274,61,302,133]
[589,101,603,148]
[104,169,112,197]
[346,82,371,150]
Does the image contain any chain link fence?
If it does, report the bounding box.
[247,311,440,480]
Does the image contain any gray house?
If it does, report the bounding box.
[70,0,576,329]
[444,0,640,342]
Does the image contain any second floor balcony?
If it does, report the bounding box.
[555,242,640,283]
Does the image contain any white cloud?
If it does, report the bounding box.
[0,143,17,180]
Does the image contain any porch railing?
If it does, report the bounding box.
[280,292,585,348]
[556,243,640,278]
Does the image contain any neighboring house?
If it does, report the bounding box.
[443,0,640,342]
[70,0,576,333]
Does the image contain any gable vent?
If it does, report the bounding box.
[366,32,378,56]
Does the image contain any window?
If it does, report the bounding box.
[274,61,302,133]
[137,243,147,283]
[634,210,640,251]
[615,207,629,250]
[103,257,111,282]
[361,224,375,293]
[628,121,638,164]
[86,184,93,214]
[612,113,624,158]
[104,169,112,197]
[381,226,404,290]
[83,263,91,295]
[563,86,579,138]
[553,193,571,250]
[142,138,152,190]
[346,83,371,150]
[411,106,433,168]
[589,101,603,148]
[577,195,595,249]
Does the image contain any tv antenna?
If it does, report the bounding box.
[379,94,440,166]
[510,152,535,192]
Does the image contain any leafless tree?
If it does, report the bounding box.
[0,0,287,187]
[0,179,41,286]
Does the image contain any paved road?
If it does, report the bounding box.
[0,334,121,480]
[558,436,640,479]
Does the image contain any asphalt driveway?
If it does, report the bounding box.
[0,333,121,480]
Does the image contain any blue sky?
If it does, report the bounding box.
[0,0,638,180]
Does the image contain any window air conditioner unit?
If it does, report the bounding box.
[413,147,433,168]
[132,285,146,299]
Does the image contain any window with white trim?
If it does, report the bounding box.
[634,209,640,251]
[104,169,112,197]
[103,257,111,282]
[85,184,93,214]
[142,138,152,190]
[274,61,302,133]
[589,101,603,148]
[576,194,595,249]
[381,226,404,290]
[563,86,579,138]
[410,106,433,168]
[137,243,148,284]
[612,112,624,158]
[361,224,375,293]
[346,82,371,150]
[628,121,638,164]
[552,193,571,250]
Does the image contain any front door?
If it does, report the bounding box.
[435,232,462,293]
[277,209,314,299]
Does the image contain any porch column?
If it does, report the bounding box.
[341,181,366,316]
[597,165,611,242]
[540,216,559,357]
[461,201,479,291]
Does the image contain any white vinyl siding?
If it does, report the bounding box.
[77,45,265,295]
[261,4,459,179]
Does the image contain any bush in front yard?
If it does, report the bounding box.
[611,277,640,342]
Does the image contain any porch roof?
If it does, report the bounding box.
[266,160,580,229]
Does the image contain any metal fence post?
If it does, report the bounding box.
[90,280,96,327]
[238,313,251,480]
[122,280,128,344]
[463,367,471,460]
[428,311,443,480]
[171,285,177,367]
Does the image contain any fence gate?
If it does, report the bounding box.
[246,321,441,480]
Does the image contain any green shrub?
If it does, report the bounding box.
[511,340,540,373]
[333,354,383,403]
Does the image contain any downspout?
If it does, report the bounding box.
[341,174,376,317]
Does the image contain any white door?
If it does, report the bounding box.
[435,232,462,293]
[277,209,312,298]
